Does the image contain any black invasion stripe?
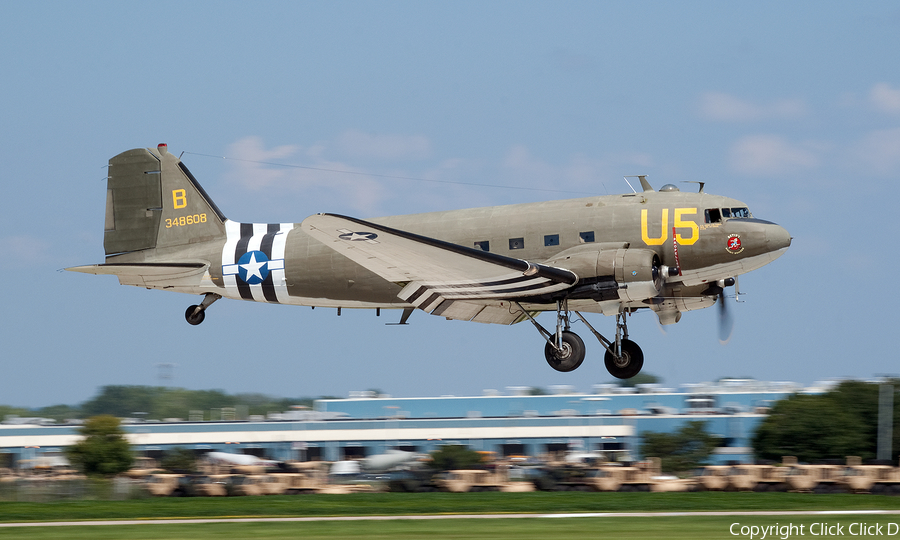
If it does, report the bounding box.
[235,223,254,300]
[441,281,560,299]
[259,224,280,303]
[431,276,548,292]
[420,292,441,310]
[403,286,428,304]
[471,276,530,288]
[432,300,453,317]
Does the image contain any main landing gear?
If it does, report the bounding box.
[518,301,644,379]
[185,293,221,325]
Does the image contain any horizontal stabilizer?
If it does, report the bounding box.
[66,262,209,288]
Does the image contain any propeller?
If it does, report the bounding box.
[717,278,736,344]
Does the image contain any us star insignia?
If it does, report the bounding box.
[337,229,379,244]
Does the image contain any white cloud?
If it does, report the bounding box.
[220,137,663,216]
[224,136,386,213]
[500,146,656,194]
[851,127,900,176]
[699,92,807,122]
[337,129,432,161]
[224,137,304,190]
[501,145,559,185]
[728,135,820,176]
[869,83,900,114]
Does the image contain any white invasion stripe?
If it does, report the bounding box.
[416,272,523,287]
[405,278,567,304]
[428,277,552,295]
[222,220,242,299]
[421,295,445,312]
[400,275,548,299]
[272,223,293,303]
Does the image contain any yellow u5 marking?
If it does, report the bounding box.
[641,208,699,246]
[172,189,187,209]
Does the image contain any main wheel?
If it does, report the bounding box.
[604,339,643,379]
[185,305,205,325]
[544,331,586,372]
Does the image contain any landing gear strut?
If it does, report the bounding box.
[604,338,643,379]
[578,310,644,379]
[544,331,586,372]
[518,302,644,379]
[520,301,586,372]
[185,293,221,325]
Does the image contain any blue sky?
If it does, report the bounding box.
[2,1,899,408]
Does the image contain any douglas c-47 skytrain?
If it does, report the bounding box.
[68,144,791,379]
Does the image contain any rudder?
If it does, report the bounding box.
[104,144,226,256]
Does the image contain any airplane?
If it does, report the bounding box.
[67,144,791,379]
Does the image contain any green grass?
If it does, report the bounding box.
[3,515,900,540]
[2,492,900,523]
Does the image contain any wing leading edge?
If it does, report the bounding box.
[301,214,578,324]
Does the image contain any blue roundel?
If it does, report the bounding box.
[237,250,270,285]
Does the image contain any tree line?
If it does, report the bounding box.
[1,385,335,423]
[637,380,900,474]
[752,380,900,464]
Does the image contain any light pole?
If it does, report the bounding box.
[383,406,400,453]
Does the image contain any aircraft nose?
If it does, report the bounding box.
[766,223,792,252]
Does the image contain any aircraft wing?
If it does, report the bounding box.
[301,214,578,324]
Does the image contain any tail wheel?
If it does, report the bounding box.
[544,331,586,372]
[604,339,644,379]
[185,305,205,325]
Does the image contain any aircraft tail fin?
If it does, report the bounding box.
[103,144,226,256]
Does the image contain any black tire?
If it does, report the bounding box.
[185,305,205,326]
[604,339,644,379]
[544,331,586,372]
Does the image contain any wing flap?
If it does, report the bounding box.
[430,299,531,325]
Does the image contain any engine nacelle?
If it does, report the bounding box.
[597,248,663,302]
[544,245,663,303]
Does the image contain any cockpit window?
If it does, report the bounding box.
[705,207,750,223]
[705,208,721,223]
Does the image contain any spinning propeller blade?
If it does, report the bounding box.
[718,289,735,344]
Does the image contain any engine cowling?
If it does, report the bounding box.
[543,245,663,303]
[597,248,663,302]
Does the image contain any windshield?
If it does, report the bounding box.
[705,207,751,223]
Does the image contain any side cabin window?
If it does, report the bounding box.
[474,241,490,252]
[544,234,559,247]
[579,231,595,243]
[509,237,524,250]
[705,208,722,223]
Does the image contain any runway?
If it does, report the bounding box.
[3,509,900,528]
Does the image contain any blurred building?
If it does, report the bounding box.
[0,379,819,468]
